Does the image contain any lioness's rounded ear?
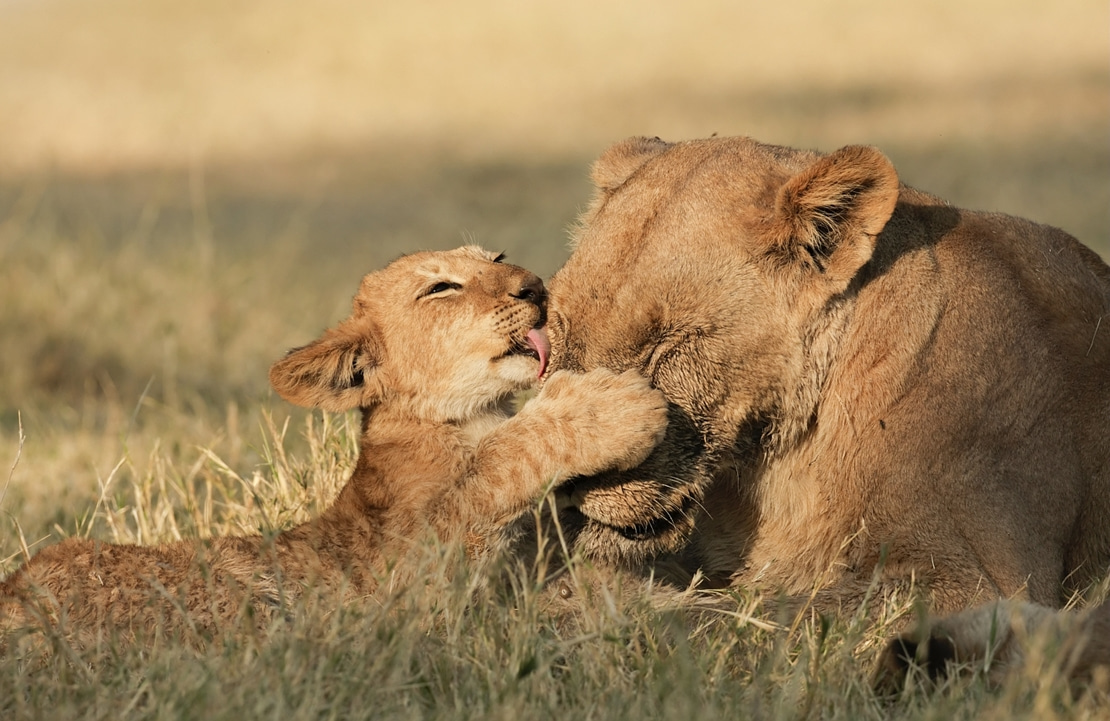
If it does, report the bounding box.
[591,136,671,191]
[768,145,900,288]
[269,321,384,412]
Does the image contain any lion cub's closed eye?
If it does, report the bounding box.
[0,245,667,648]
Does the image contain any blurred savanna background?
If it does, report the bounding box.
[0,1,1108,716]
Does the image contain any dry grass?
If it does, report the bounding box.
[2,415,1107,721]
[1,0,1106,169]
[1,0,1108,717]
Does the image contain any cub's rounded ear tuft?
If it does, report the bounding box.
[269,321,384,412]
[590,136,671,192]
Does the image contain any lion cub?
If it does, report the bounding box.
[0,246,667,645]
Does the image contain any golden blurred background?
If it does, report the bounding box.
[0,0,1107,547]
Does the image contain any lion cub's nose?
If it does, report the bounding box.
[511,275,546,306]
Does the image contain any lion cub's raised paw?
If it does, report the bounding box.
[536,369,668,477]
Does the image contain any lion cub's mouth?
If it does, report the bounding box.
[505,326,550,378]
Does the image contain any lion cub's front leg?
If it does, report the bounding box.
[456,369,668,534]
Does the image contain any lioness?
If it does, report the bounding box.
[0,246,667,645]
[540,136,1109,679]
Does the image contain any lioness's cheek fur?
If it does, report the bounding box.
[0,245,668,649]
[544,135,1110,684]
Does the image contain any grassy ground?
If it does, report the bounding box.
[2,415,1107,721]
[1,0,1108,717]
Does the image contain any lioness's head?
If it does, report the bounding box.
[546,136,900,563]
[270,246,550,422]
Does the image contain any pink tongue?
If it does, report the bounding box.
[525,327,550,378]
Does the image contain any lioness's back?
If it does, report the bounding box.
[895,197,1110,595]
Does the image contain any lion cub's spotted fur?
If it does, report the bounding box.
[0,246,667,646]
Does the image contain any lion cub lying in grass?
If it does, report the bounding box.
[0,246,667,646]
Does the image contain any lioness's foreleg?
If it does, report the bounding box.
[873,599,1110,694]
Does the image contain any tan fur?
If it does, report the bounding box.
[874,600,1110,694]
[541,135,1110,679]
[0,245,667,647]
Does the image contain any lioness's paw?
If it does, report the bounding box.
[872,600,1067,694]
[540,369,668,474]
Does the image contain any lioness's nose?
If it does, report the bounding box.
[511,274,546,306]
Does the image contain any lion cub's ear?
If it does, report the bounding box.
[269,320,385,412]
[768,145,900,289]
[591,136,671,191]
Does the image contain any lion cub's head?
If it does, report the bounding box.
[269,246,550,422]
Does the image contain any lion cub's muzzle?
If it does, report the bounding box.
[510,274,546,309]
[504,272,549,375]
